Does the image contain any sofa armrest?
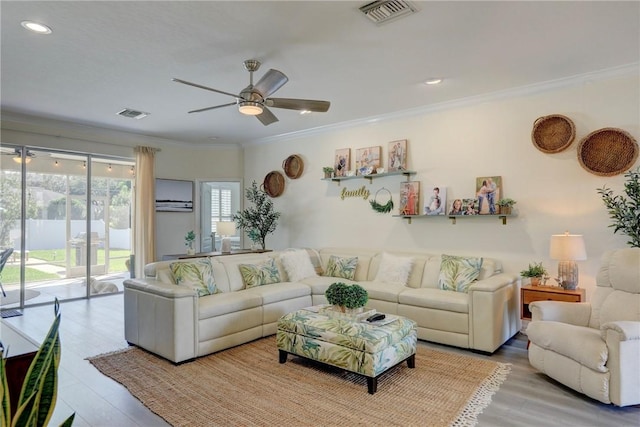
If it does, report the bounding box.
[124,278,198,363]
[601,321,640,341]
[124,278,196,298]
[530,301,591,326]
[601,320,640,406]
[468,273,520,353]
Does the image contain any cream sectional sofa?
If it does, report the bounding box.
[123,248,520,363]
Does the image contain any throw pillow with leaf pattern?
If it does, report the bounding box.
[438,254,483,293]
[170,258,219,297]
[239,258,281,288]
[324,255,358,280]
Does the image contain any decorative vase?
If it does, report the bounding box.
[500,206,512,215]
[186,242,195,255]
[530,277,542,286]
[324,172,332,179]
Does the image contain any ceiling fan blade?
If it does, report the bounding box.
[266,98,330,112]
[256,107,279,126]
[188,102,237,114]
[253,69,288,98]
[172,78,240,99]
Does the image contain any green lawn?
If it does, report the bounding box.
[2,249,130,284]
[1,266,60,284]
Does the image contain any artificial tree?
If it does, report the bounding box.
[597,166,640,248]
[233,181,281,250]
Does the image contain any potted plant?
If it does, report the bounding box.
[184,230,196,255]
[496,198,517,215]
[520,262,548,286]
[233,181,281,250]
[0,299,75,427]
[325,282,369,313]
[322,166,334,179]
[597,166,640,248]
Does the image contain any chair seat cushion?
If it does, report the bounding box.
[526,321,608,373]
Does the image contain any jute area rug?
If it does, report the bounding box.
[88,337,510,427]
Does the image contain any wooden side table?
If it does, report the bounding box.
[521,285,586,320]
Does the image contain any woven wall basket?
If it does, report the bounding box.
[577,127,638,176]
[283,154,304,179]
[531,114,576,153]
[263,171,285,197]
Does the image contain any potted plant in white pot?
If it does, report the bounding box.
[184,230,196,255]
[233,181,281,250]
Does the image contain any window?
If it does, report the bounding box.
[211,186,233,233]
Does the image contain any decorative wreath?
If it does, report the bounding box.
[369,187,394,213]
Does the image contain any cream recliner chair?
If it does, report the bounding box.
[526,248,640,406]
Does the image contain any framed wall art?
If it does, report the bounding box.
[475,176,502,215]
[388,139,407,172]
[355,146,381,175]
[399,181,420,215]
[424,185,446,215]
[155,178,194,212]
[334,148,350,177]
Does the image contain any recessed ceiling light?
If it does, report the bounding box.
[299,110,312,115]
[21,20,52,34]
[424,78,443,85]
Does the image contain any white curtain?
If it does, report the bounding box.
[133,146,157,278]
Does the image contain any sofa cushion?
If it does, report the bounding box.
[438,254,483,293]
[324,255,358,280]
[399,288,469,313]
[280,250,318,282]
[526,321,608,373]
[374,252,414,286]
[300,276,358,296]
[244,282,311,305]
[198,291,263,319]
[239,258,281,288]
[360,281,408,303]
[169,258,218,297]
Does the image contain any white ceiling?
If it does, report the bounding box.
[1,1,639,147]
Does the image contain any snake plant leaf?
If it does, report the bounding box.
[1,352,10,427]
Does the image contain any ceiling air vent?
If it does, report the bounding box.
[117,108,149,120]
[359,0,418,25]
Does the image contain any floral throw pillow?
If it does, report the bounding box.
[239,258,281,288]
[170,258,218,297]
[438,254,483,293]
[324,255,358,280]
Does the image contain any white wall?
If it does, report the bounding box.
[242,71,640,300]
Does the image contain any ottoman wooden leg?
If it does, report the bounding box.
[367,377,377,394]
[407,354,415,369]
[279,350,288,364]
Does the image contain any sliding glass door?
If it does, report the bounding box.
[0,145,134,310]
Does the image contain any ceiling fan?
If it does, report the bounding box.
[172,59,330,126]
[1,148,35,164]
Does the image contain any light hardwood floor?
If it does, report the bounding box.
[3,295,639,426]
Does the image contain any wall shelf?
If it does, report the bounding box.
[322,170,416,185]
[392,214,514,225]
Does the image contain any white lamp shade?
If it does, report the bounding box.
[216,221,236,237]
[550,233,587,261]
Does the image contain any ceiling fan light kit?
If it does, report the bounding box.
[174,59,330,126]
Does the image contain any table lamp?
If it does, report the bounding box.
[549,232,586,290]
[216,221,236,254]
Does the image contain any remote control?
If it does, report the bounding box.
[367,313,386,322]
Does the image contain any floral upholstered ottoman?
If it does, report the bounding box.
[276,308,417,394]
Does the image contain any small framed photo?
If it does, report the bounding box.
[334,148,350,177]
[475,176,502,214]
[399,181,420,215]
[388,139,407,172]
[462,198,479,215]
[424,185,446,215]
[355,146,381,175]
[448,198,464,215]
